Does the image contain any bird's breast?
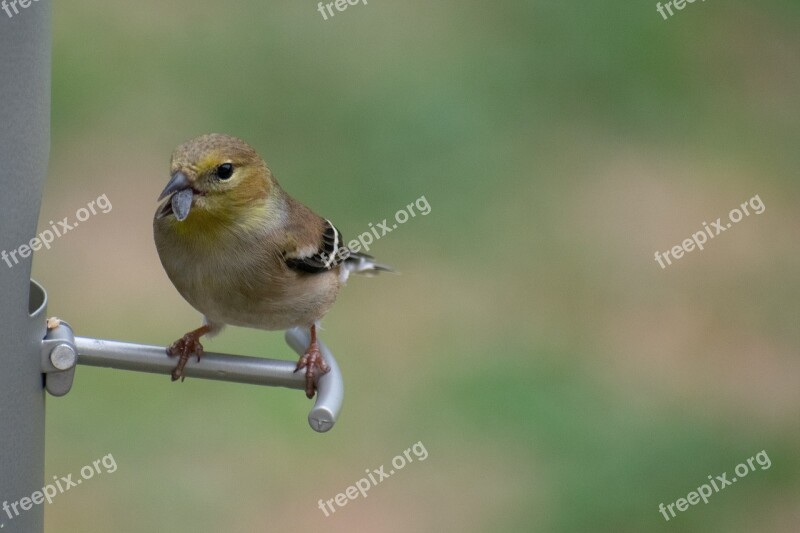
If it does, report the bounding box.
[154,221,340,330]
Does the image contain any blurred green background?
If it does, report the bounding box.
[35,0,799,531]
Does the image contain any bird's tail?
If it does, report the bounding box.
[342,252,395,279]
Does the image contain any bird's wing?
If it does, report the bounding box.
[280,195,394,277]
[284,216,350,274]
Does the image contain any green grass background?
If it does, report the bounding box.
[33,0,800,531]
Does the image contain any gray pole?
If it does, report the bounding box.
[0,1,52,531]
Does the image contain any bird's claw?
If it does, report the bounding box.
[166,333,205,382]
[294,346,330,399]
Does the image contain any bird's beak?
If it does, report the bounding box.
[158,171,191,201]
[156,172,194,221]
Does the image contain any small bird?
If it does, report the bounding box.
[153,133,391,397]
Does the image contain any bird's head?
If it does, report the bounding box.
[155,133,273,230]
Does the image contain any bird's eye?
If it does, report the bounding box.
[216,163,234,180]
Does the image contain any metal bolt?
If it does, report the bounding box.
[50,344,77,370]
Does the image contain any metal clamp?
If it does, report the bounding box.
[41,319,78,397]
[41,322,344,432]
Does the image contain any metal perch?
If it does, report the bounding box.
[42,322,344,433]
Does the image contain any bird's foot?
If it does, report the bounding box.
[294,341,330,399]
[166,326,210,382]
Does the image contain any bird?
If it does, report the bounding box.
[153,133,391,398]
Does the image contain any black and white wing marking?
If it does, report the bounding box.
[285,219,350,274]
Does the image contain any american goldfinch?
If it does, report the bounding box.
[153,133,391,397]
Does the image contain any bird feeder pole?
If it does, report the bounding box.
[0,1,52,531]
